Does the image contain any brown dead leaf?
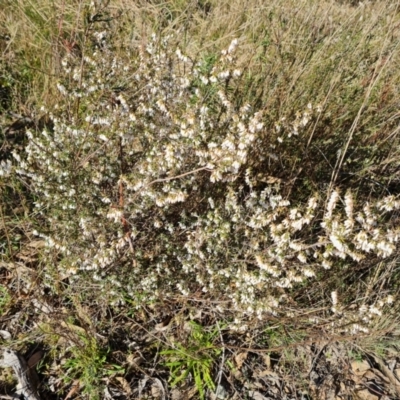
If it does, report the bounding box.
[116,376,132,395]
[354,389,379,400]
[27,240,46,248]
[15,253,37,262]
[126,353,143,367]
[170,388,183,400]
[247,391,269,400]
[351,360,370,376]
[262,354,271,369]
[265,176,282,184]
[155,317,172,332]
[256,369,280,379]
[234,352,248,369]
[151,378,166,400]
[27,351,44,368]
[254,369,280,388]
[151,383,162,398]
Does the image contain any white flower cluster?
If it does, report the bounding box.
[12,31,399,325]
[321,189,400,261]
[328,291,395,335]
[275,102,320,142]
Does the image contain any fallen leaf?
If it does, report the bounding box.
[170,388,183,400]
[351,360,370,376]
[355,389,379,400]
[27,351,44,368]
[234,352,248,369]
[247,390,269,400]
[116,376,132,395]
[16,253,37,262]
[27,240,46,248]
[151,378,166,400]
[151,384,162,398]
[256,370,280,379]
[262,354,271,369]
[126,353,142,367]
[155,317,172,331]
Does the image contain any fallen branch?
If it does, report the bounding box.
[0,349,41,400]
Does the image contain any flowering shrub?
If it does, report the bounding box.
[10,29,399,332]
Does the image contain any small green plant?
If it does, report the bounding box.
[61,333,123,399]
[0,285,11,315]
[161,322,222,399]
[348,349,364,362]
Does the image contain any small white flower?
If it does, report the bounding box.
[303,268,315,278]
[386,295,394,304]
[227,38,238,54]
[297,253,307,263]
[326,190,339,219]
[322,260,332,269]
[218,70,230,80]
[56,82,68,95]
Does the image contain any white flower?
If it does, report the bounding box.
[56,82,68,95]
[369,305,382,316]
[255,255,281,277]
[330,233,346,253]
[297,253,307,263]
[227,38,238,54]
[326,190,339,219]
[376,241,394,258]
[218,71,230,80]
[106,208,123,223]
[233,69,242,77]
[303,268,315,278]
[344,190,353,220]
[386,295,394,304]
[322,260,332,269]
